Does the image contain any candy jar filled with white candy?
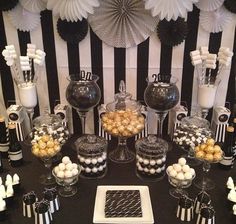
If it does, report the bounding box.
[75,134,108,179]
[101,80,145,163]
[166,157,196,198]
[173,116,212,166]
[52,156,81,197]
[135,135,168,182]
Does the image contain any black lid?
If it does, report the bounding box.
[197,191,211,204]
[23,191,37,205]
[43,187,57,201]
[179,195,193,209]
[35,200,50,214]
[200,205,215,219]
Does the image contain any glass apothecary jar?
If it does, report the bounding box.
[75,134,108,179]
[135,135,168,182]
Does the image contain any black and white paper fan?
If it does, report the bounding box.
[195,0,224,12]
[19,0,46,13]
[88,0,158,48]
[157,18,188,46]
[8,3,41,31]
[145,0,198,21]
[0,0,18,11]
[57,18,88,44]
[47,0,100,22]
[224,0,236,13]
[200,5,233,33]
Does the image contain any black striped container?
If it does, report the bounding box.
[176,195,194,222]
[196,206,215,224]
[194,191,211,214]
[35,200,52,224]
[23,191,37,218]
[43,188,60,213]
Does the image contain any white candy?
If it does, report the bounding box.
[54,166,60,174]
[85,167,91,173]
[161,165,165,171]
[5,179,12,187]
[138,165,143,171]
[36,49,46,57]
[176,172,185,180]
[161,156,166,162]
[200,46,208,52]
[72,163,78,169]
[192,55,202,61]
[206,60,216,65]
[62,156,71,165]
[184,172,193,180]
[156,159,162,165]
[190,168,195,176]
[85,159,91,164]
[144,168,149,173]
[21,65,31,71]
[57,171,65,178]
[6,174,12,182]
[178,158,186,166]
[27,43,36,49]
[0,186,6,198]
[170,170,177,177]
[2,49,10,57]
[97,157,103,163]
[98,166,103,171]
[173,163,182,172]
[92,167,98,173]
[219,47,229,52]
[167,166,173,173]
[182,165,190,173]
[150,160,156,166]
[64,170,73,178]
[102,153,107,160]
[138,157,143,163]
[92,158,97,164]
[6,185,14,197]
[5,45,15,50]
[143,159,149,165]
[80,157,85,163]
[150,169,155,174]
[72,168,79,176]
[65,163,73,171]
[58,163,66,171]
[0,197,6,211]
[207,54,217,60]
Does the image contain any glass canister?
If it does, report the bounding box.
[135,135,168,181]
[75,134,107,179]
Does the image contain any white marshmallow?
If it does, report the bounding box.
[176,172,185,180]
[36,49,46,57]
[13,174,20,185]
[58,163,66,171]
[227,177,234,190]
[184,172,192,180]
[182,165,190,173]
[173,163,182,172]
[62,156,71,165]
[170,170,177,177]
[65,163,73,171]
[6,175,12,182]
[64,170,73,178]
[178,158,186,166]
[57,170,65,178]
[72,168,79,176]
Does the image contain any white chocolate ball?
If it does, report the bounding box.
[98,166,103,171]
[144,168,149,173]
[178,158,186,166]
[92,167,98,173]
[138,165,143,171]
[138,157,144,163]
[62,156,71,165]
[72,169,79,176]
[184,172,193,180]
[102,153,106,160]
[173,164,182,172]
[143,159,149,165]
[182,165,190,173]
[57,171,65,178]
[72,163,78,169]
[150,160,156,166]
[150,168,155,174]
[161,156,166,162]
[80,157,85,163]
[85,158,91,164]
[91,159,97,164]
[167,166,173,173]
[176,172,185,180]
[65,163,73,171]
[97,157,103,163]
[170,170,177,177]
[161,165,165,171]
[54,166,60,174]
[58,163,66,171]
[64,170,73,178]
[85,167,91,173]
[156,159,162,165]
[190,168,195,176]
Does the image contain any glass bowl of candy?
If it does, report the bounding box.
[135,135,168,182]
[75,134,107,179]
[166,157,196,198]
[101,80,145,163]
[52,156,81,197]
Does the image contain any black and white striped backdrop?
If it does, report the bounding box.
[0,7,235,135]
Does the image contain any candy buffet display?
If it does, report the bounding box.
[75,134,107,179]
[2,44,46,128]
[144,74,179,137]
[102,80,145,163]
[66,71,101,134]
[52,156,81,197]
[166,157,196,198]
[135,135,168,181]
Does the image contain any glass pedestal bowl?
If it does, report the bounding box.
[52,166,81,197]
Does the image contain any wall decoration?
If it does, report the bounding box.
[47,0,100,22]
[8,3,41,32]
[199,6,233,33]
[57,18,88,44]
[157,18,188,46]
[144,0,198,21]
[195,0,224,12]
[224,0,236,14]
[88,0,158,48]
[19,0,46,13]
[0,0,18,11]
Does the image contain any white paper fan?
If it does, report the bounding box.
[88,0,158,48]
[47,0,100,22]
[20,0,46,13]
[200,6,233,33]
[8,3,41,32]
[144,0,198,21]
[195,0,224,12]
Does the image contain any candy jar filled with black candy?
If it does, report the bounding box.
[101,80,145,163]
[173,116,212,166]
[75,134,107,179]
[135,135,168,181]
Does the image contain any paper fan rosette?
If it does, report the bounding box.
[8,3,41,32]
[19,0,46,13]
[88,0,158,48]
[195,0,224,12]
[0,0,18,11]
[224,0,236,13]
[144,0,198,21]
[57,18,88,44]
[200,6,233,33]
[157,18,188,47]
[47,0,100,22]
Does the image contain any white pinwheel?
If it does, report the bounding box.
[20,0,46,13]
[195,0,224,12]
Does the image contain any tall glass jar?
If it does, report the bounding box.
[135,135,168,181]
[75,134,108,179]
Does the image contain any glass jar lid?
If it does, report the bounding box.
[75,134,107,155]
[33,113,62,128]
[135,135,168,156]
[181,116,210,129]
[106,80,141,112]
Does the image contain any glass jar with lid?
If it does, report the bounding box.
[135,135,168,181]
[75,134,107,179]
[101,80,145,163]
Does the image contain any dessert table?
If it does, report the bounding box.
[1,135,235,224]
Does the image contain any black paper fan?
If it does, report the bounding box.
[157,17,188,47]
[0,0,18,11]
[57,18,88,44]
[224,0,236,13]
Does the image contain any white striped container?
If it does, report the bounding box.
[22,192,37,218]
[34,200,52,224]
